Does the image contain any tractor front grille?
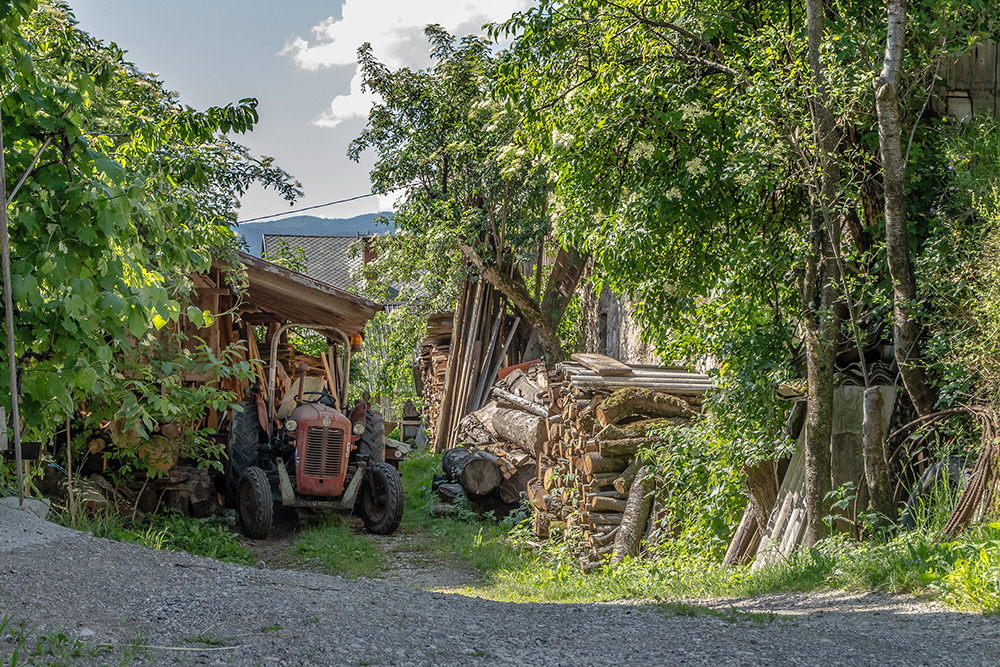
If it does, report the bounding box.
[303,426,345,479]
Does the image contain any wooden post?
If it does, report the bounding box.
[66,413,76,529]
[0,109,25,504]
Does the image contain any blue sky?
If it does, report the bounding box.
[69,0,530,222]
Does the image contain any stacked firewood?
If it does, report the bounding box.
[415,313,454,440]
[529,355,711,567]
[434,362,548,512]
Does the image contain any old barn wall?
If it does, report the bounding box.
[578,282,659,365]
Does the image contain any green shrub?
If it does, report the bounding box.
[67,511,255,564]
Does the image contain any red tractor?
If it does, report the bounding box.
[221,323,404,539]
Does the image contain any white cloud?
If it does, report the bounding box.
[377,188,406,212]
[283,0,531,127]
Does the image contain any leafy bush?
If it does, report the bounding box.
[637,423,753,562]
[67,511,255,564]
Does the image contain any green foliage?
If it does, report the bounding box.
[350,306,426,412]
[263,237,308,273]
[917,118,1000,410]
[492,0,997,462]
[66,511,256,564]
[637,425,749,561]
[556,291,582,355]
[91,338,253,480]
[0,1,298,482]
[350,26,565,360]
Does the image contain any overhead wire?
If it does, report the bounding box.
[236,192,380,224]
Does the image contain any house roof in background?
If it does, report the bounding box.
[261,234,365,293]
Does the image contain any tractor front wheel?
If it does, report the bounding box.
[359,462,404,535]
[237,466,273,540]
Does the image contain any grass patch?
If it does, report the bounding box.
[658,601,780,625]
[397,451,534,579]
[65,510,255,565]
[0,613,151,666]
[395,450,1000,612]
[185,630,233,646]
[290,516,386,578]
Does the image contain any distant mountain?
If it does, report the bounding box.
[237,213,394,256]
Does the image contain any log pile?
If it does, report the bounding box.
[529,355,711,567]
[433,362,548,513]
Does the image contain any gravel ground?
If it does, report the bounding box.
[2,502,1000,666]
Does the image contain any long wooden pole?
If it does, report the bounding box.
[66,412,76,529]
[0,109,24,505]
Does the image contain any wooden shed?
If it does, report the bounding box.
[182,251,382,430]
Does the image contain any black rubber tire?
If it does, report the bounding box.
[359,462,404,535]
[900,457,967,529]
[237,466,273,540]
[357,409,386,463]
[225,401,264,508]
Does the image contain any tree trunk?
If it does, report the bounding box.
[461,244,586,364]
[803,0,842,545]
[490,387,548,417]
[744,460,780,531]
[723,506,763,567]
[613,458,643,494]
[441,446,502,495]
[599,437,657,458]
[523,246,589,362]
[587,495,628,512]
[875,0,937,418]
[455,413,493,445]
[596,388,695,427]
[862,387,897,523]
[581,453,630,476]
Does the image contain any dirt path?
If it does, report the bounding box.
[368,529,481,590]
[240,511,481,591]
[3,503,1000,666]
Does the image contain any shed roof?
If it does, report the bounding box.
[216,252,381,335]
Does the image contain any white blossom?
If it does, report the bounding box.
[630,141,655,162]
[685,157,708,176]
[679,101,710,123]
[552,128,574,149]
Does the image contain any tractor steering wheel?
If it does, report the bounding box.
[298,391,337,407]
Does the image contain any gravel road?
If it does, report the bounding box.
[2,502,999,666]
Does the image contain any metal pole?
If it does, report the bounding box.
[0,110,25,504]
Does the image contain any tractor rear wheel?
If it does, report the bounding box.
[356,408,386,463]
[359,462,404,535]
[237,466,273,539]
[225,401,264,508]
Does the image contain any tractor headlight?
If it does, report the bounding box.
[352,421,365,436]
[285,419,298,432]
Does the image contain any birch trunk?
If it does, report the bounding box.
[875,0,937,418]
